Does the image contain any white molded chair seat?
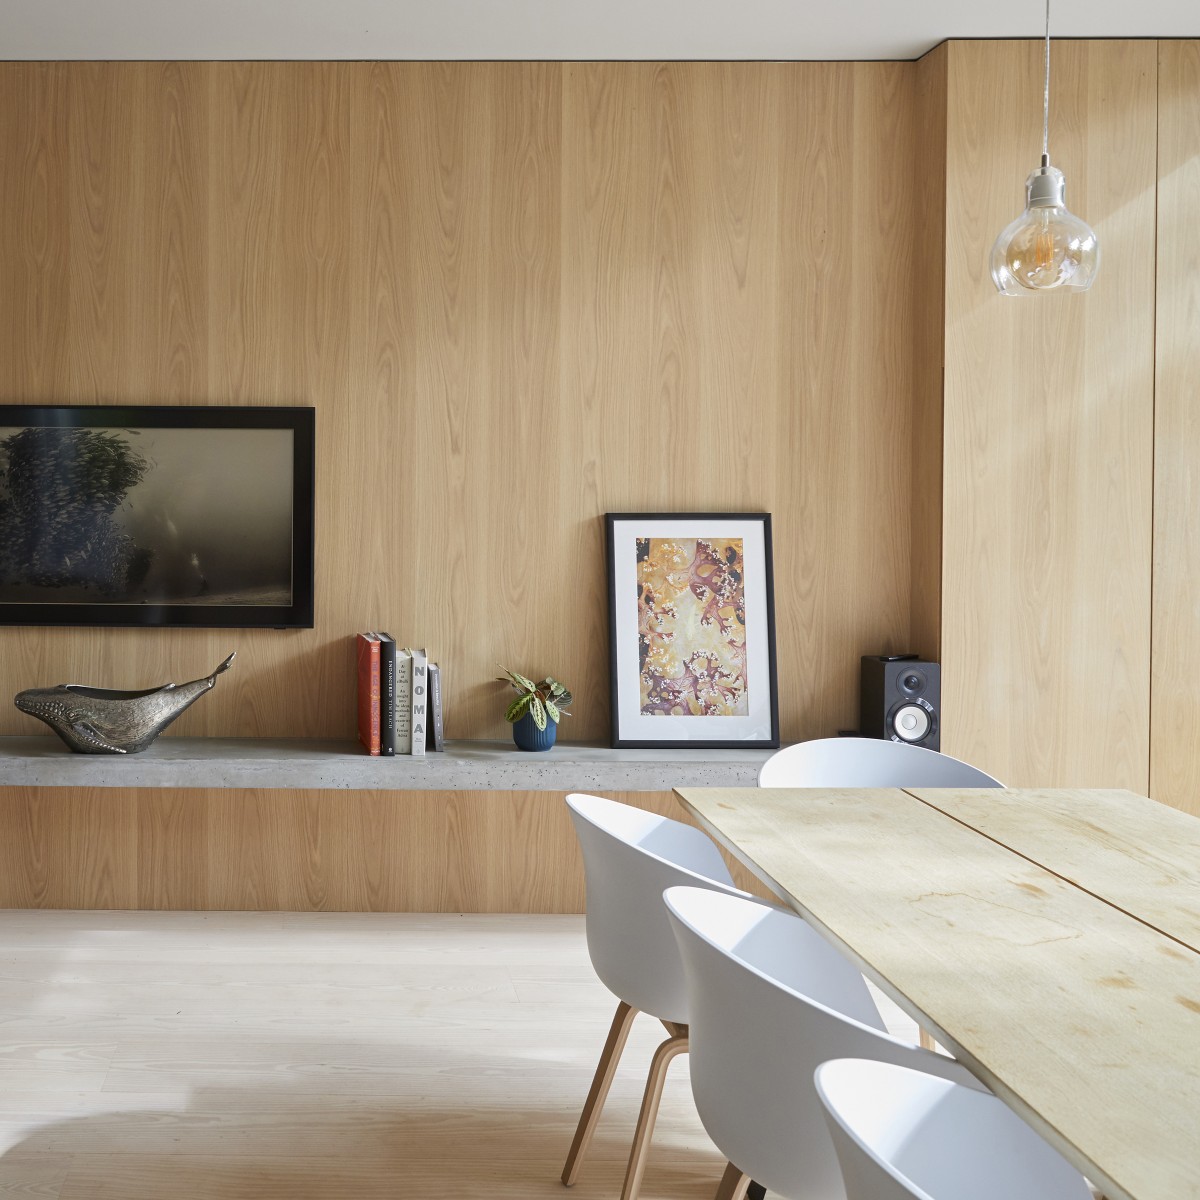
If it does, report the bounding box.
[561,793,751,1200]
[664,885,984,1200]
[566,791,746,1022]
[758,737,1003,789]
[815,1058,1092,1200]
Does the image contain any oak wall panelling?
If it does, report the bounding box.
[0,61,918,748]
[939,40,1157,791]
[909,44,948,662]
[1151,41,1200,816]
[0,61,918,911]
[0,787,771,912]
[5,47,1189,909]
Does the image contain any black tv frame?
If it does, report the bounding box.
[0,404,315,629]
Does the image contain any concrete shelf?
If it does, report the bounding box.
[0,735,773,792]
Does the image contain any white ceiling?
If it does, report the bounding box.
[2,0,1197,61]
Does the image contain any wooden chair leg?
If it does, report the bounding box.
[919,1027,937,1051]
[561,1000,639,1186]
[714,1161,752,1200]
[619,1031,689,1200]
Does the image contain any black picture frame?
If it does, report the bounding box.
[0,404,315,629]
[606,512,780,749]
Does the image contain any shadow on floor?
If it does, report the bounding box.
[0,1086,727,1200]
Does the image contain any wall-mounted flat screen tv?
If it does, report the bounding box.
[0,405,315,628]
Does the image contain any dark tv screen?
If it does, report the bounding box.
[0,405,315,628]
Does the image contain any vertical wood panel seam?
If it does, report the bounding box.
[935,54,948,666]
[1148,40,1161,801]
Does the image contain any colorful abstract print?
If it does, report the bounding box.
[636,537,748,717]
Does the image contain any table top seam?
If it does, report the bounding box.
[899,786,1200,957]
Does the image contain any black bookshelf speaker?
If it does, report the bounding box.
[859,655,941,752]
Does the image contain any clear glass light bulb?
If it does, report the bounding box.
[990,164,1099,296]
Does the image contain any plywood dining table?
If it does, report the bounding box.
[674,786,1200,1200]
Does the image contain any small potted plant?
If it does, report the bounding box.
[498,667,572,752]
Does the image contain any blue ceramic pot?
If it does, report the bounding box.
[512,710,557,752]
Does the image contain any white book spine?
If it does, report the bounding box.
[410,648,428,756]
[396,650,413,754]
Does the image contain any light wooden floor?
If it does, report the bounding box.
[0,911,918,1199]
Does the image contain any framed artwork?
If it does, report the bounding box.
[606,512,779,749]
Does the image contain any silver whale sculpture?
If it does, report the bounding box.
[14,653,236,754]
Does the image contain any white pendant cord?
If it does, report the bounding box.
[1042,0,1051,166]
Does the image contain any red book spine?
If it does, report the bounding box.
[356,633,381,755]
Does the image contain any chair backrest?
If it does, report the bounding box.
[565,793,745,1023]
[664,886,984,1200]
[758,737,1003,789]
[815,1058,1092,1200]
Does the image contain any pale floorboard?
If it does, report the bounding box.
[0,911,918,1199]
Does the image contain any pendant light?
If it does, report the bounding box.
[989,0,1099,296]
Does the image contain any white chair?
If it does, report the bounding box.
[562,792,750,1200]
[815,1058,1092,1200]
[664,885,984,1200]
[758,737,1003,789]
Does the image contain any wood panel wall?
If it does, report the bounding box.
[909,45,947,661]
[1151,42,1200,816]
[939,40,1158,790]
[0,61,918,746]
[0,786,771,912]
[5,48,1196,911]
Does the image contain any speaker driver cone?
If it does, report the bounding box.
[892,704,930,742]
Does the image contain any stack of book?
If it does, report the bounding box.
[356,633,446,756]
